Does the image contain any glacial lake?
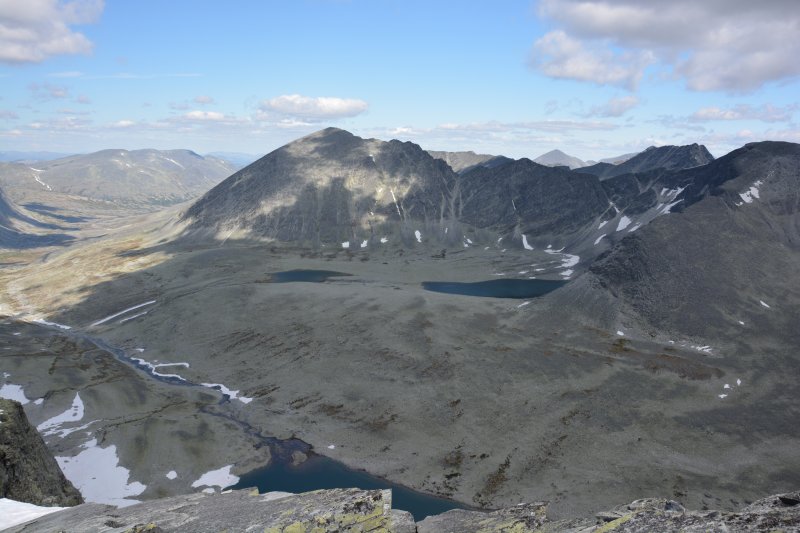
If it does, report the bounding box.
[229,447,470,521]
[422,278,567,299]
[271,270,352,283]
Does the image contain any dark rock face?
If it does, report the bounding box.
[0,399,83,507]
[580,143,714,179]
[458,158,610,238]
[590,141,800,337]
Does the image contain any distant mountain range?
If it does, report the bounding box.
[533,149,588,169]
[0,151,75,163]
[0,149,237,206]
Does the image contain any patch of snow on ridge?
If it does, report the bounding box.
[616,216,632,232]
[594,234,606,245]
[57,439,146,507]
[598,220,608,229]
[739,180,763,204]
[760,300,771,308]
[341,241,350,249]
[37,393,84,436]
[360,240,368,248]
[380,236,388,243]
[166,470,178,480]
[415,230,422,243]
[132,357,189,382]
[522,235,534,250]
[191,465,239,491]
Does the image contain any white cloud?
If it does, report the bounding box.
[531,30,652,90]
[112,120,135,128]
[0,0,104,64]
[587,95,639,117]
[0,109,19,120]
[261,94,368,120]
[182,110,226,121]
[193,95,215,105]
[28,82,70,100]
[532,0,800,92]
[690,104,796,123]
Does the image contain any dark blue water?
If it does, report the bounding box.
[271,270,352,283]
[229,449,470,521]
[423,278,567,299]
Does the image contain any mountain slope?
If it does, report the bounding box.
[426,150,501,173]
[579,144,714,179]
[0,149,236,206]
[533,149,586,169]
[589,141,800,340]
[185,128,460,245]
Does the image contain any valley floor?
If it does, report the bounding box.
[2,226,799,520]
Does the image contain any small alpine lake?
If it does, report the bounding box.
[229,446,470,521]
[270,270,352,283]
[422,278,567,299]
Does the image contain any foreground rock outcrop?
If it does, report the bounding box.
[6,486,799,532]
[0,399,82,507]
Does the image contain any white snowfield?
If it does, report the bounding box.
[739,180,763,204]
[341,241,350,249]
[37,393,85,437]
[0,499,65,530]
[57,438,146,507]
[414,230,422,243]
[0,383,30,404]
[616,216,632,232]
[522,234,534,250]
[132,357,190,382]
[91,300,157,327]
[191,465,239,492]
[32,319,71,330]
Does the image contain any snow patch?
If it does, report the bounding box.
[166,470,178,480]
[616,216,632,232]
[517,301,530,309]
[118,311,148,324]
[739,180,763,204]
[522,235,534,250]
[598,220,608,229]
[341,241,350,249]
[594,234,606,245]
[0,383,29,404]
[132,357,189,382]
[616,331,624,336]
[414,230,422,243]
[191,465,239,491]
[327,444,336,449]
[0,498,65,529]
[360,240,368,248]
[37,393,84,437]
[57,438,146,507]
[91,300,156,327]
[32,319,71,330]
[759,300,771,308]
[201,383,253,404]
[380,236,388,243]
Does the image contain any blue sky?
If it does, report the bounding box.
[1,0,799,160]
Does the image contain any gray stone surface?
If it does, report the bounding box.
[0,399,82,507]
[6,487,799,532]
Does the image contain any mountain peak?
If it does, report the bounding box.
[534,149,586,169]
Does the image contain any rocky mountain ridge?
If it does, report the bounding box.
[7,485,799,532]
